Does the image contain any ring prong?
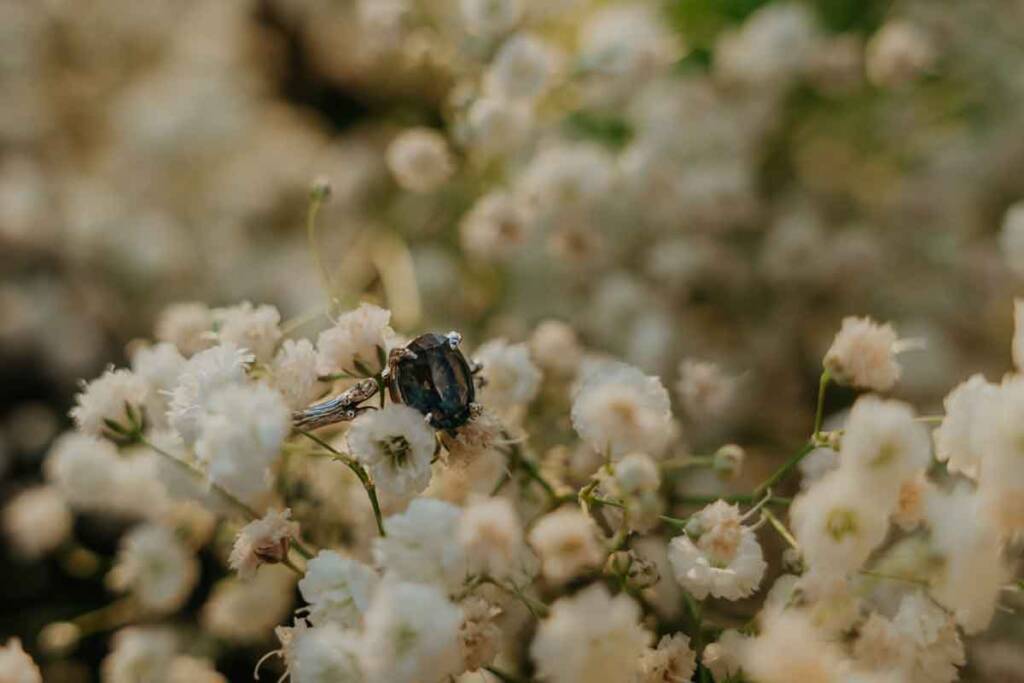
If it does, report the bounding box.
[446,330,463,349]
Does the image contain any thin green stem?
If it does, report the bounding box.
[677,494,792,507]
[282,554,305,577]
[813,369,831,439]
[306,182,337,314]
[762,508,799,551]
[70,597,136,637]
[753,441,815,497]
[484,666,525,683]
[298,430,387,537]
[140,436,257,520]
[503,434,559,502]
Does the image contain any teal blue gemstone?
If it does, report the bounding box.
[394,333,475,430]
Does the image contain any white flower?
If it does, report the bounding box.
[475,339,542,411]
[839,396,931,498]
[933,374,998,479]
[714,3,819,87]
[702,630,746,682]
[109,523,199,613]
[286,622,364,683]
[44,432,123,511]
[925,486,1008,633]
[154,301,214,356]
[527,507,603,583]
[347,404,436,500]
[209,301,282,363]
[166,342,254,446]
[194,382,290,506]
[360,580,463,683]
[386,128,454,193]
[790,469,890,577]
[518,143,615,219]
[608,452,663,533]
[676,359,740,421]
[579,3,682,78]
[466,97,532,157]
[0,638,42,683]
[460,191,530,262]
[667,500,766,600]
[131,342,186,429]
[485,33,558,101]
[976,375,1024,533]
[202,566,297,644]
[271,338,324,410]
[459,0,521,37]
[635,633,696,683]
[1000,202,1024,277]
[824,316,901,391]
[571,361,673,459]
[299,551,379,628]
[529,319,581,376]
[101,627,176,683]
[458,496,525,579]
[459,597,503,672]
[866,20,935,88]
[168,656,227,683]
[739,610,846,683]
[70,367,149,437]
[854,593,965,683]
[229,508,298,579]
[2,486,71,559]
[315,303,394,377]
[374,498,468,592]
[531,584,651,683]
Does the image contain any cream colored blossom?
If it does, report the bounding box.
[315,303,394,377]
[229,508,298,579]
[824,316,901,391]
[528,507,603,584]
[2,485,72,559]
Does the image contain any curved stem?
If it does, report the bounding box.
[753,441,815,497]
[298,430,387,537]
[813,369,831,439]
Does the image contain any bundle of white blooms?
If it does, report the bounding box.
[19,293,1022,683]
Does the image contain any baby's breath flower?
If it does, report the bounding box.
[194,382,290,506]
[458,596,503,672]
[475,339,542,411]
[70,367,149,438]
[154,302,214,356]
[373,498,468,593]
[790,469,890,578]
[460,191,530,262]
[839,396,930,497]
[676,359,740,422]
[739,610,846,683]
[298,550,379,628]
[866,20,935,89]
[2,485,72,559]
[0,638,42,683]
[101,627,176,683]
[284,621,364,683]
[634,633,696,683]
[229,508,298,579]
[386,128,454,194]
[667,500,766,600]
[271,338,323,410]
[466,97,532,156]
[458,495,525,579]
[571,361,673,460]
[209,301,282,364]
[166,342,254,446]
[531,584,651,683]
[933,374,998,479]
[44,432,123,511]
[701,630,746,682]
[527,507,603,584]
[459,0,522,37]
[485,33,558,101]
[315,303,393,377]
[1000,202,1024,277]
[824,316,902,391]
[347,404,436,501]
[360,580,463,683]
[109,523,199,614]
[131,342,186,429]
[202,566,296,644]
[529,319,581,377]
[168,655,227,683]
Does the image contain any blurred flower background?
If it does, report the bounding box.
[3,0,1024,681]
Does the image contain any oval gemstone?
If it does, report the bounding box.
[393,333,475,430]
